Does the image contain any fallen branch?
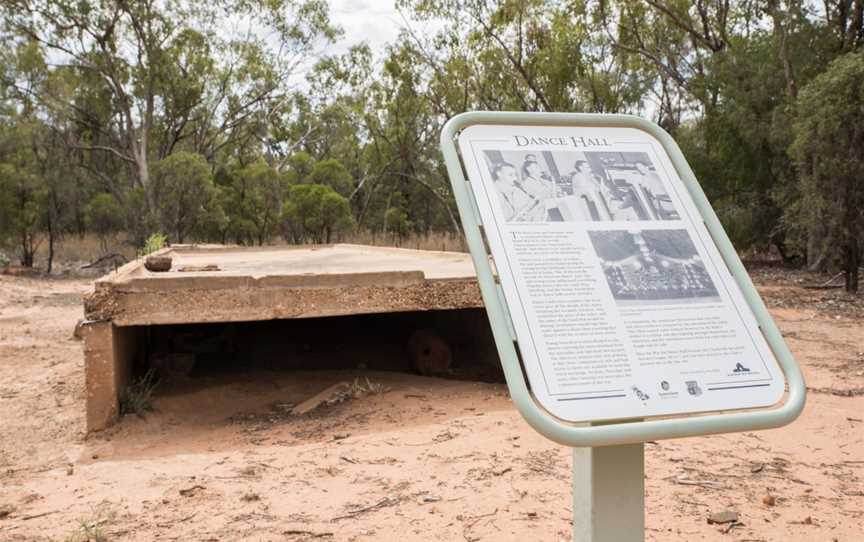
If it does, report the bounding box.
[672,477,725,490]
[723,521,744,534]
[331,495,401,521]
[157,513,196,527]
[465,507,499,529]
[21,510,57,521]
[80,253,127,269]
[807,271,844,289]
[462,507,499,541]
[284,529,334,538]
[807,386,864,397]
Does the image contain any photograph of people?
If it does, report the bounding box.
[491,161,537,222]
[566,159,613,221]
[483,149,679,223]
[588,229,719,303]
[632,161,678,220]
[485,151,558,221]
[583,152,681,221]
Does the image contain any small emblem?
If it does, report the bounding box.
[686,381,702,396]
[632,386,650,401]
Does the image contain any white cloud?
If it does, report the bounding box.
[328,0,404,55]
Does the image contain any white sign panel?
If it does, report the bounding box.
[458,125,785,422]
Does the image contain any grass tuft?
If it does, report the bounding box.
[139,233,167,257]
[348,376,389,398]
[119,369,159,416]
[63,506,115,542]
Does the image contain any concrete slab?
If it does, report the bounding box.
[84,244,482,326]
[164,243,475,280]
[81,244,484,431]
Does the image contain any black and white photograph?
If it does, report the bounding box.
[482,149,680,222]
[587,229,719,303]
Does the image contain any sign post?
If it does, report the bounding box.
[439,112,806,541]
[573,443,643,541]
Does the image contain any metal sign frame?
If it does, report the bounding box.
[440,111,806,448]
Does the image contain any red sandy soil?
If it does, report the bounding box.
[0,270,862,541]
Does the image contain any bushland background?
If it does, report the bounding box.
[0,0,862,289]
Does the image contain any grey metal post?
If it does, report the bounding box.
[572,444,644,542]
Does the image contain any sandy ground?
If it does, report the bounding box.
[0,270,862,541]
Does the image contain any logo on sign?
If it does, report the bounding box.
[632,386,650,401]
[686,381,702,396]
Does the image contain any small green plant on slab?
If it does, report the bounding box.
[139,233,167,257]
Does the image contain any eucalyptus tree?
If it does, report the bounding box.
[0,0,338,233]
[281,183,353,244]
[150,151,216,243]
[225,159,284,245]
[0,120,43,267]
[790,51,864,291]
[0,43,78,270]
[84,192,123,252]
[399,0,647,114]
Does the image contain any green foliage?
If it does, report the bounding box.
[309,159,353,196]
[196,193,230,243]
[124,188,156,247]
[0,157,45,267]
[141,233,167,256]
[150,152,216,243]
[224,160,285,245]
[0,0,862,268]
[0,0,338,225]
[282,151,315,183]
[84,193,123,251]
[384,206,412,242]
[790,51,864,290]
[282,184,354,243]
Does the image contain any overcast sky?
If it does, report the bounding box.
[328,0,404,55]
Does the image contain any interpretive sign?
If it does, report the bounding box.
[457,124,786,422]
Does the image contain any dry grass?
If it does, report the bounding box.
[5,230,467,274]
[348,376,389,398]
[118,369,159,417]
[315,377,389,411]
[339,231,467,253]
[63,505,116,542]
[26,235,137,268]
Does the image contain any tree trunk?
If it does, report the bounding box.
[21,233,35,268]
[767,1,798,99]
[806,215,828,271]
[845,0,864,51]
[133,139,155,219]
[846,239,860,292]
[47,221,55,275]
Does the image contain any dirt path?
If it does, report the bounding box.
[0,274,862,541]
